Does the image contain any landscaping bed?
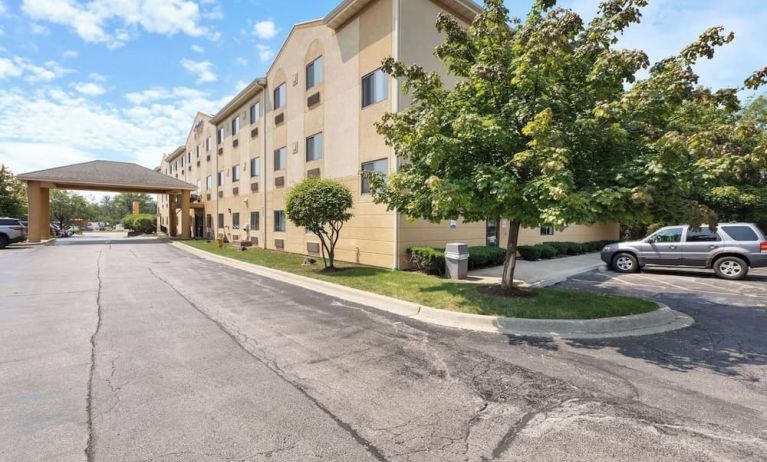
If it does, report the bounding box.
[180,241,656,320]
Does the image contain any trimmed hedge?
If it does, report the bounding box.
[121,213,156,234]
[408,245,508,275]
[517,245,541,261]
[538,244,558,259]
[517,240,617,261]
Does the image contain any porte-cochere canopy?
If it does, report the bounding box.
[17,160,196,243]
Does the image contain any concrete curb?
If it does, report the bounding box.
[171,242,694,339]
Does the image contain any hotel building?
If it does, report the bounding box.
[157,0,618,269]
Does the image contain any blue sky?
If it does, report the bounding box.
[0,0,765,191]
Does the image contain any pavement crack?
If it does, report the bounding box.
[147,268,390,462]
[85,250,104,462]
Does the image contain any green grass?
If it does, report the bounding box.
[180,241,657,320]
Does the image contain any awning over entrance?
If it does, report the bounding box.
[17,160,197,242]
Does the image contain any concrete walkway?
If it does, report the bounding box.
[468,252,604,287]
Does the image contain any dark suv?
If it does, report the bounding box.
[0,217,27,249]
[601,223,767,280]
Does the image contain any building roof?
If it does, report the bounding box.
[325,0,482,29]
[17,160,197,192]
[210,77,268,125]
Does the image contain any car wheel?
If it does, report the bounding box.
[0,234,8,249]
[714,256,749,280]
[612,253,638,273]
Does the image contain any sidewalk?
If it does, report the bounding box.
[468,252,604,287]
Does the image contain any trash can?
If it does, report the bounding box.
[445,243,469,280]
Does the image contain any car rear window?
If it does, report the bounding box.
[722,225,759,241]
[0,218,20,225]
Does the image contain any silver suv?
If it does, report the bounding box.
[601,223,767,280]
[0,217,27,249]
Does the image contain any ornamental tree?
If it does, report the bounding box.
[364,0,766,289]
[286,178,353,270]
[0,164,27,219]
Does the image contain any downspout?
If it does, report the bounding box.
[391,0,401,270]
[258,78,268,249]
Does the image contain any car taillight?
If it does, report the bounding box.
[10,226,22,231]
[761,242,767,253]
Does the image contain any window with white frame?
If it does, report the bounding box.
[273,83,286,109]
[232,116,240,135]
[217,127,224,144]
[232,164,240,182]
[306,132,323,162]
[249,102,260,124]
[217,170,224,186]
[206,136,211,151]
[250,157,260,177]
[274,210,286,232]
[206,175,212,190]
[250,212,260,230]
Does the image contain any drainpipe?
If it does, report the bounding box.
[257,78,268,249]
[391,0,401,270]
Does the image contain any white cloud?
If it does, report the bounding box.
[256,44,274,63]
[0,56,71,82]
[89,72,107,82]
[0,84,231,172]
[30,23,49,34]
[191,44,204,53]
[235,56,248,66]
[253,20,277,40]
[62,49,79,59]
[180,58,216,83]
[74,82,106,96]
[20,0,219,49]
[0,1,6,15]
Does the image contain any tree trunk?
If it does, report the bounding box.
[501,219,521,289]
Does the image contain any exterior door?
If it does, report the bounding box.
[643,227,684,265]
[681,226,723,266]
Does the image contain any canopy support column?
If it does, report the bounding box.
[168,193,178,237]
[181,190,191,239]
[27,181,42,243]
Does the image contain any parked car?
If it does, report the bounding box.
[602,223,767,280]
[0,217,27,248]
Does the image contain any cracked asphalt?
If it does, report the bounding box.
[1,237,766,461]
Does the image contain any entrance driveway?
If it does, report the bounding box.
[468,252,603,286]
[1,240,766,461]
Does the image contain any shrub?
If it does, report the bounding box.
[547,242,569,256]
[538,244,557,259]
[407,247,445,275]
[121,213,155,234]
[468,246,506,270]
[563,242,583,255]
[517,245,541,261]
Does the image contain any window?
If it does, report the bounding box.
[274,146,287,171]
[217,170,224,186]
[273,83,286,109]
[250,102,260,124]
[685,226,721,242]
[306,56,323,89]
[217,213,224,228]
[206,175,212,190]
[206,136,211,151]
[250,212,260,230]
[187,152,191,163]
[180,157,184,167]
[540,226,555,236]
[232,116,240,135]
[232,212,240,230]
[196,179,201,192]
[274,210,286,232]
[362,68,388,107]
[722,225,759,241]
[361,158,388,194]
[306,132,323,161]
[250,157,261,177]
[217,127,224,144]
[650,227,683,243]
[232,165,240,182]
[196,145,200,158]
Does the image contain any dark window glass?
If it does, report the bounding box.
[217,128,224,144]
[249,102,260,124]
[306,56,323,89]
[274,210,286,232]
[685,226,721,242]
[306,132,323,161]
[361,158,388,193]
[0,219,20,225]
[231,116,240,135]
[217,213,224,228]
[274,147,287,170]
[232,165,240,181]
[540,226,554,236]
[217,170,224,186]
[250,212,260,230]
[722,225,759,241]
[232,213,240,229]
[651,227,683,243]
[362,68,388,107]
[273,83,286,109]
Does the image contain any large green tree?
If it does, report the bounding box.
[50,190,94,229]
[286,178,353,270]
[0,164,27,219]
[364,0,766,289]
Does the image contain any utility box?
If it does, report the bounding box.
[445,243,469,280]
